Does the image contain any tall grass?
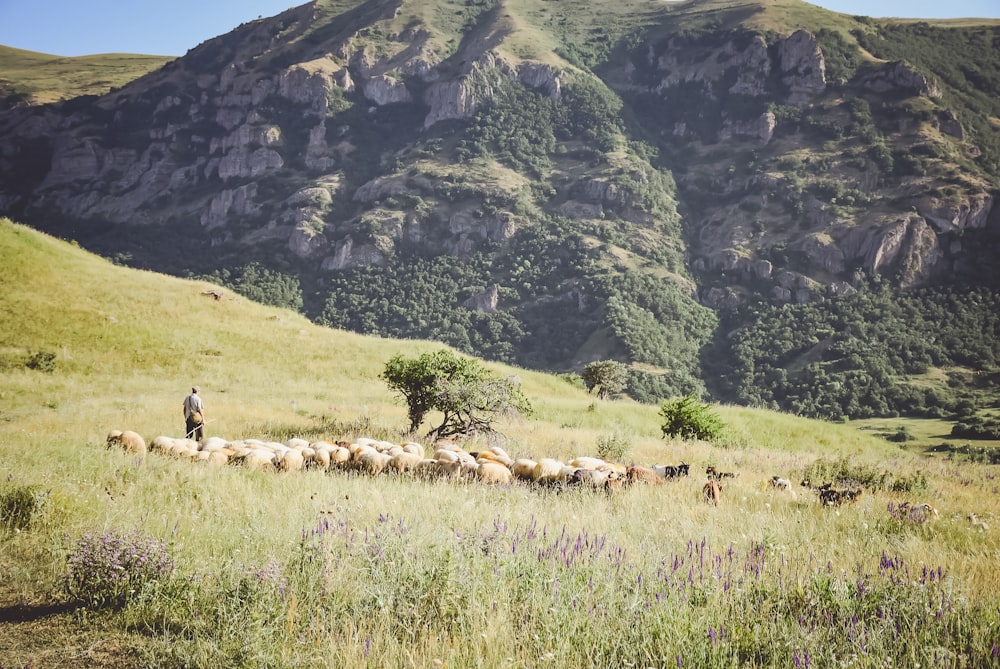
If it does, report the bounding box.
[1,218,998,667]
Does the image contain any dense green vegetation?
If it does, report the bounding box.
[318,252,532,364]
[201,262,304,311]
[852,21,1000,173]
[715,280,1000,421]
[458,74,627,173]
[951,414,1000,440]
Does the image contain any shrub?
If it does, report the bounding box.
[26,350,56,373]
[885,426,915,443]
[596,432,631,463]
[802,457,927,493]
[659,394,725,442]
[0,484,49,531]
[63,529,175,609]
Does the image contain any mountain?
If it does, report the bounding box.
[1,0,999,421]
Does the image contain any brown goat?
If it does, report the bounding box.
[703,480,722,507]
[706,465,736,481]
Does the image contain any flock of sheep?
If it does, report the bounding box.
[104,429,986,528]
[106,429,644,489]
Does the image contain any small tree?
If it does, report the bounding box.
[581,360,628,399]
[659,394,724,442]
[381,350,531,437]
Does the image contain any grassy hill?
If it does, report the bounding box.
[1,217,999,667]
[0,45,171,107]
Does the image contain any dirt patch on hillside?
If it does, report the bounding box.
[0,586,146,669]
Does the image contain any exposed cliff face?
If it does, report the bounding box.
[0,0,581,274]
[606,19,997,307]
[422,52,562,128]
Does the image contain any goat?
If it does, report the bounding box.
[769,476,796,499]
[706,465,736,481]
[769,476,794,491]
[891,501,938,523]
[968,513,990,532]
[702,480,722,507]
[625,465,662,486]
[820,488,863,507]
[653,462,690,479]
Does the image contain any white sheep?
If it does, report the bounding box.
[107,430,146,454]
[570,467,614,487]
[389,451,424,474]
[597,462,626,476]
[194,450,229,466]
[456,459,479,480]
[149,436,194,459]
[374,440,398,454]
[311,447,332,470]
[277,449,305,472]
[569,456,605,471]
[476,461,512,485]
[200,436,228,452]
[329,445,351,468]
[489,444,513,465]
[148,435,174,454]
[532,458,565,484]
[477,448,513,467]
[430,459,464,481]
[434,449,460,463]
[356,449,392,476]
[172,441,200,459]
[510,458,538,482]
[401,441,425,458]
[237,450,276,471]
[476,451,509,467]
[413,458,445,480]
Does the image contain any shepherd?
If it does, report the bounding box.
[183,386,206,442]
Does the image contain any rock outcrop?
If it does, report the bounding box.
[858,61,941,99]
[778,30,827,104]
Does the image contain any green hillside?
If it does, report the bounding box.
[1,217,999,667]
[0,45,171,107]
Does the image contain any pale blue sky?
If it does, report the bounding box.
[0,0,998,57]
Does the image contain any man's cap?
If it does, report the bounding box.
[192,386,200,393]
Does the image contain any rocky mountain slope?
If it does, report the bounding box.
[1,0,998,418]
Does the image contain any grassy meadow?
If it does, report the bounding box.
[1,217,999,668]
[0,45,171,105]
